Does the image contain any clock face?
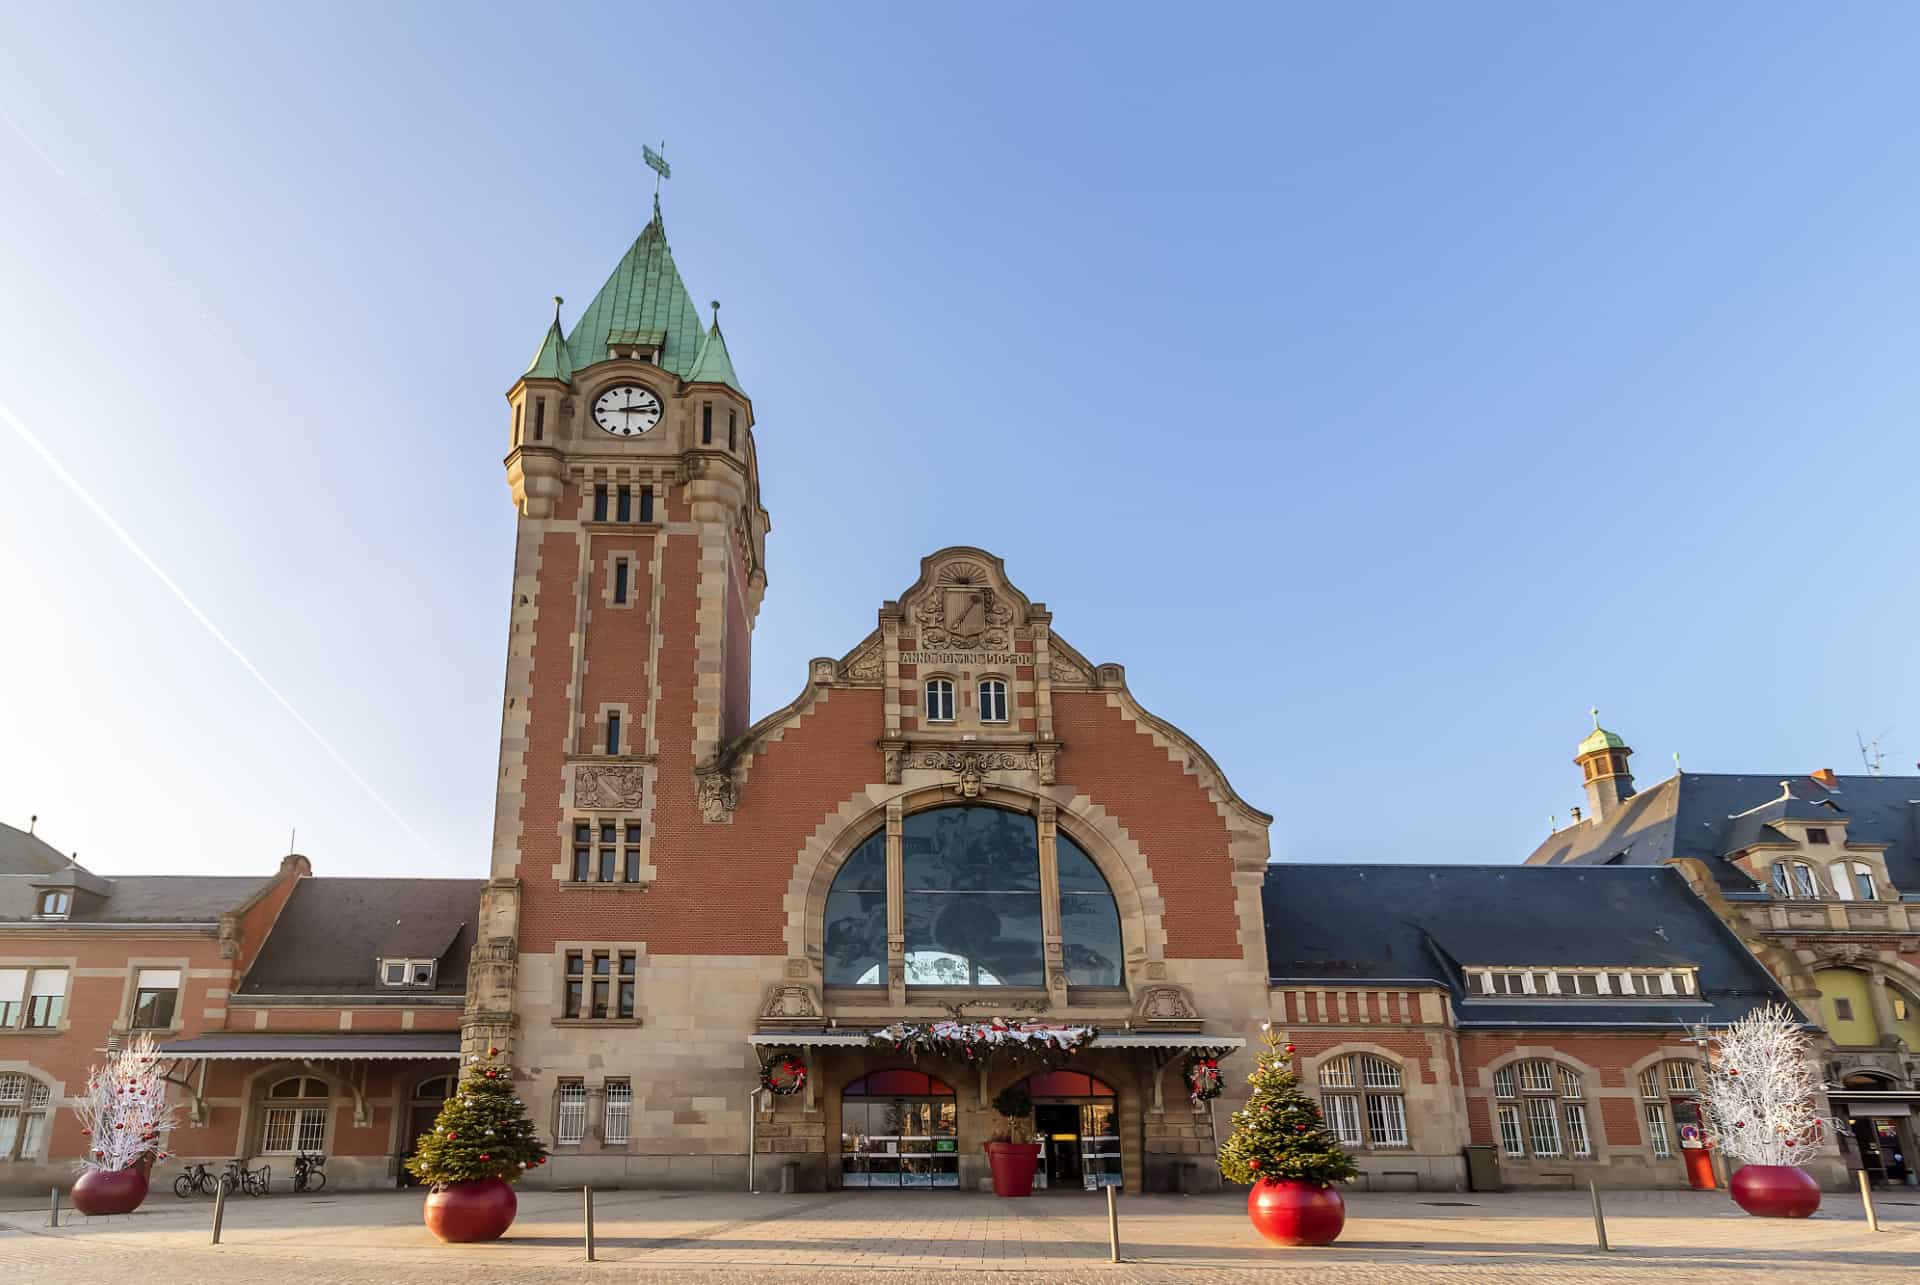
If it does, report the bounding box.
[592,384,663,437]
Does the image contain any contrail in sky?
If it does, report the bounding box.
[0,397,433,854]
[1,106,66,177]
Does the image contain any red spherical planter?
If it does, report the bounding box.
[1729,1164,1821,1218]
[71,1167,149,1216]
[1247,1178,1346,1247]
[424,1178,518,1242]
[983,1142,1042,1197]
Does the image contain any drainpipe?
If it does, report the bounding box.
[747,1086,769,1192]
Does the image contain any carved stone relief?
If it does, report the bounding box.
[575,764,646,809]
[1133,985,1202,1023]
[759,984,823,1021]
[901,750,1036,798]
[1049,654,1091,685]
[842,638,884,683]
[914,561,1015,650]
[694,762,737,822]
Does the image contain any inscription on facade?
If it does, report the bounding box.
[901,651,1026,667]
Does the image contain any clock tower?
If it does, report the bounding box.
[465,196,769,1058]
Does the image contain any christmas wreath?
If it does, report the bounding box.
[760,1053,808,1096]
[1184,1054,1225,1106]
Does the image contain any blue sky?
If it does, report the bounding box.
[2,4,1916,878]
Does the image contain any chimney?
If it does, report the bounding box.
[1811,767,1839,789]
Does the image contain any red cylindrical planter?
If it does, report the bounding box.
[983,1142,1042,1197]
[1247,1178,1346,1246]
[424,1177,518,1242]
[1729,1164,1821,1218]
[71,1167,149,1216]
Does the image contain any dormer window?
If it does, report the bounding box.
[1806,827,1829,845]
[380,958,436,988]
[1829,860,1876,902]
[34,891,71,919]
[1472,966,1695,998]
[1771,861,1822,899]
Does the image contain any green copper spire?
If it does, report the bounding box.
[565,205,710,379]
[523,296,574,382]
[686,301,744,394]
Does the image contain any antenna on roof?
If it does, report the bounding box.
[1857,729,1890,777]
[288,827,297,855]
[28,814,36,835]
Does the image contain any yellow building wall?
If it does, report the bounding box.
[1889,981,1920,1048]
[1816,969,1879,1046]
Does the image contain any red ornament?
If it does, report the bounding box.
[479,1154,490,1162]
[447,1132,458,1140]
[1785,1140,1796,1147]
[488,1046,500,1056]
[1729,1069,1740,1077]
[1296,1124,1307,1132]
[1284,1044,1296,1053]
[485,1070,498,1079]
[536,1157,546,1165]
[1736,1121,1746,1128]
[1249,1159,1260,1170]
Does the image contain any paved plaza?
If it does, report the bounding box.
[3,1185,1919,1283]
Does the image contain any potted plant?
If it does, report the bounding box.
[72,1033,175,1216]
[1218,1025,1358,1246]
[983,1084,1042,1197]
[407,1046,549,1242]
[1696,1003,1828,1218]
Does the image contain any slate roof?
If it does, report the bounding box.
[237,877,484,998]
[1261,864,1794,1029]
[0,821,73,875]
[1526,772,1920,895]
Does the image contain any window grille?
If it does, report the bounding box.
[1559,1069,1583,1099]
[1663,1061,1697,1094]
[557,1082,587,1145]
[1517,1061,1555,1094]
[1365,1093,1408,1147]
[1325,1094,1363,1146]
[604,1081,632,1145]
[1563,1103,1592,1158]
[1646,1103,1671,1158]
[1524,1097,1563,1157]
[1492,1067,1516,1099]
[1496,1104,1525,1157]
[1318,1059,1355,1089]
[1361,1056,1401,1090]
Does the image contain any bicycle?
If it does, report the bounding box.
[173,1161,219,1198]
[221,1158,272,1197]
[292,1152,327,1194]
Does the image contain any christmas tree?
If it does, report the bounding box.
[406,1046,549,1188]
[1217,1024,1358,1186]
[1695,1002,1831,1167]
[75,1032,177,1172]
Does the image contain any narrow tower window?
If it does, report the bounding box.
[727,410,737,451]
[593,485,609,522]
[613,558,629,605]
[616,485,631,522]
[533,398,546,442]
[513,402,523,445]
[640,485,654,522]
[702,403,713,444]
[606,712,622,756]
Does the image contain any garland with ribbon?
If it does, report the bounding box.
[1184,1054,1225,1105]
[869,1019,1097,1065]
[759,1052,808,1096]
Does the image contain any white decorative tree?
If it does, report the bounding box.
[74,1033,177,1172]
[1694,1002,1831,1168]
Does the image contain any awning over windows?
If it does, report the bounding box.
[154,1032,460,1061]
[748,1029,1244,1052]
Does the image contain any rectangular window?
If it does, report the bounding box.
[513,402,523,444]
[572,823,592,883]
[131,968,181,1029]
[1639,1069,1661,1100]
[1524,1096,1563,1157]
[410,961,434,987]
[1554,972,1599,996]
[24,969,66,1028]
[262,1106,327,1155]
[1318,1057,1354,1089]
[593,484,609,522]
[1807,828,1829,845]
[0,969,21,1028]
[640,486,654,522]
[591,953,611,1018]
[1646,1103,1671,1158]
[978,679,1008,724]
[1497,1104,1525,1157]
[1492,1067,1516,1099]
[1324,1094,1362,1146]
[606,712,622,756]
[727,410,737,451]
[1564,1103,1592,1158]
[1491,972,1527,995]
[701,403,712,444]
[1663,1062,1697,1094]
[604,1081,632,1144]
[612,558,629,605]
[383,960,408,986]
[557,1082,587,1145]
[1518,1061,1554,1094]
[1365,1094,1408,1147]
[598,843,616,883]
[616,485,631,522]
[618,953,636,1018]
[564,953,584,1018]
[624,822,642,883]
[533,398,546,441]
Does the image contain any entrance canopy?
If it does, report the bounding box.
[1835,1091,1920,1117]
[155,1032,460,1060]
[749,1029,1244,1053]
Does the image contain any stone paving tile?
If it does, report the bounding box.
[3,1187,1919,1282]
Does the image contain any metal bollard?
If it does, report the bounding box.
[583,1184,596,1261]
[1106,1183,1120,1263]
[1588,1179,1610,1252]
[210,1176,229,1245]
[1859,1171,1879,1233]
[48,1186,60,1228]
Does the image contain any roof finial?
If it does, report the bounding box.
[710,299,721,329]
[1548,814,1557,832]
[1590,706,1602,731]
[553,295,564,324]
[1672,751,1682,773]
[1778,779,1795,800]
[28,814,35,835]
[643,140,671,218]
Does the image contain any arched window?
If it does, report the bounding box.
[1829,861,1876,902]
[1491,1060,1591,1159]
[821,806,1122,991]
[261,1076,329,1155]
[924,678,955,722]
[0,1072,51,1161]
[1317,1054,1408,1150]
[978,678,1008,723]
[842,1070,957,1189]
[1638,1058,1704,1160]
[1771,862,1822,899]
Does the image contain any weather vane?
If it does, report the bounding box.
[643,141,671,214]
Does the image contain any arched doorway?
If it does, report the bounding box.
[840,1069,958,1190]
[1018,1069,1119,1191]
[1841,1072,1914,1188]
[399,1074,455,1187]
